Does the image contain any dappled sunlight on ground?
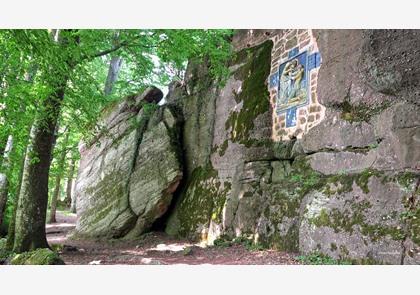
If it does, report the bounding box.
[149,242,194,252]
[46,211,300,265]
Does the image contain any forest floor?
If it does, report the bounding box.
[46,211,300,265]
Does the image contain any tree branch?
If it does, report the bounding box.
[89,41,129,59]
[82,33,159,62]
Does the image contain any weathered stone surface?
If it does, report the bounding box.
[308,151,377,175]
[75,101,139,238]
[128,111,182,235]
[299,174,417,264]
[224,161,272,237]
[232,29,284,51]
[359,30,420,105]
[301,110,377,153]
[163,30,419,264]
[165,81,185,104]
[166,40,275,240]
[371,102,420,171]
[74,89,182,239]
[314,30,394,108]
[304,102,420,176]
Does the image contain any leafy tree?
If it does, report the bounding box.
[0,29,233,252]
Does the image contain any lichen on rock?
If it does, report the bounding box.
[9,248,65,265]
[73,88,183,239]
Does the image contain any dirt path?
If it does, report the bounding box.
[47,211,300,265]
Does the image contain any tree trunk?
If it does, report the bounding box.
[48,175,61,224]
[6,124,33,251]
[104,30,122,96]
[0,175,8,232]
[104,55,122,96]
[49,132,69,224]
[11,30,78,253]
[0,135,7,167]
[64,156,75,207]
[12,87,66,252]
[4,62,38,246]
[0,135,13,230]
[70,178,77,213]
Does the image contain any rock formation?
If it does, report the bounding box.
[74,86,183,239]
[74,30,419,264]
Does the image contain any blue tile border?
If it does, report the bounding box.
[307,52,321,71]
[288,47,299,58]
[285,107,297,127]
[269,73,279,88]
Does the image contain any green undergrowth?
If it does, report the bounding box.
[213,235,265,251]
[296,251,353,265]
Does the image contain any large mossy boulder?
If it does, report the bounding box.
[9,248,65,265]
[74,88,183,239]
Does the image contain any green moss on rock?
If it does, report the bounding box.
[308,203,405,242]
[340,100,392,123]
[0,238,11,261]
[167,164,230,240]
[10,248,65,265]
[225,40,273,147]
[323,168,384,195]
[258,157,325,252]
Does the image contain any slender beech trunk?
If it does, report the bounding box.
[0,63,37,233]
[48,177,61,224]
[0,135,7,166]
[0,135,13,229]
[104,56,122,96]
[64,156,75,207]
[70,178,77,213]
[6,124,33,251]
[104,30,122,96]
[49,131,69,223]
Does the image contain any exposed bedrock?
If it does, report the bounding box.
[74,30,419,264]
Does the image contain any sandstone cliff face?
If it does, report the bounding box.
[74,30,419,264]
[164,30,419,264]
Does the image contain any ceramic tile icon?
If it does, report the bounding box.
[276,51,309,115]
[268,30,326,141]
